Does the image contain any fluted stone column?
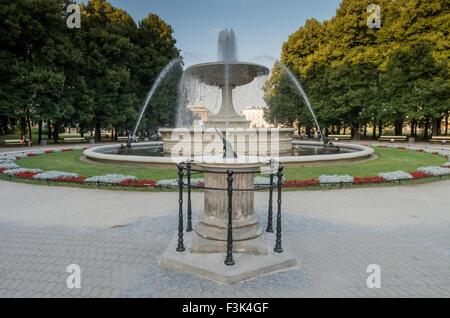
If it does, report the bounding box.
[190,159,267,254]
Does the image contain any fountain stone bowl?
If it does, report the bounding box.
[184,61,270,129]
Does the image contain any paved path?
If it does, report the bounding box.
[0,180,449,297]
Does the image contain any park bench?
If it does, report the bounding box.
[378,135,407,143]
[328,135,352,141]
[4,139,31,147]
[430,136,450,144]
[63,137,86,143]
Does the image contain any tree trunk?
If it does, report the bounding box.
[95,121,101,143]
[372,122,377,139]
[445,111,449,135]
[20,117,27,139]
[306,126,311,138]
[47,121,52,140]
[431,117,440,137]
[424,117,430,140]
[0,116,8,135]
[38,120,42,143]
[53,122,60,144]
[394,120,403,136]
[378,123,383,138]
[363,125,367,137]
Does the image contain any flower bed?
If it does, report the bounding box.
[55,176,87,183]
[118,179,157,187]
[2,144,449,189]
[319,175,354,185]
[0,162,19,169]
[3,168,43,176]
[353,176,387,184]
[34,171,79,180]
[378,171,413,181]
[85,174,137,184]
[410,171,433,179]
[283,179,320,187]
[417,166,450,177]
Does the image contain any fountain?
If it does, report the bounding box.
[84,30,374,168]
[82,28,375,283]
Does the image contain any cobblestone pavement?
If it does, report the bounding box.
[1,211,449,298]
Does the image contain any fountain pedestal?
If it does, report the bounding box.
[190,160,267,254]
[159,157,299,284]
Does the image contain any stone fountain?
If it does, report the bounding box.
[159,29,299,284]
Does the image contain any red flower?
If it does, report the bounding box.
[16,156,21,160]
[397,147,407,150]
[410,172,433,179]
[55,176,87,183]
[283,179,320,187]
[82,147,89,150]
[14,171,40,179]
[432,152,439,155]
[416,149,424,152]
[362,144,369,146]
[353,176,387,184]
[26,153,36,157]
[61,148,73,152]
[118,179,157,187]
[44,150,53,154]
[0,168,8,173]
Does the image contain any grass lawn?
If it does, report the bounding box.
[15,147,447,182]
[17,150,178,180]
[283,147,447,180]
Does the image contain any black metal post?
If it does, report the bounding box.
[186,161,193,232]
[274,163,284,253]
[176,163,185,252]
[224,169,235,266]
[266,160,274,233]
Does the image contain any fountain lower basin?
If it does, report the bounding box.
[83,141,374,169]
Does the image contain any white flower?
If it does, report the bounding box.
[34,171,79,180]
[418,166,450,176]
[0,162,19,169]
[156,179,179,187]
[378,171,412,181]
[0,155,17,161]
[254,176,283,185]
[319,175,354,184]
[3,168,42,176]
[442,162,450,168]
[84,174,136,184]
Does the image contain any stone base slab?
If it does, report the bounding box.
[189,232,268,255]
[159,232,300,284]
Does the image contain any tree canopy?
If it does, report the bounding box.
[265,0,449,139]
[0,0,181,141]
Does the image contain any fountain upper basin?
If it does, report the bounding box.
[185,61,269,87]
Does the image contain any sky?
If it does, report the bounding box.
[106,0,342,68]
